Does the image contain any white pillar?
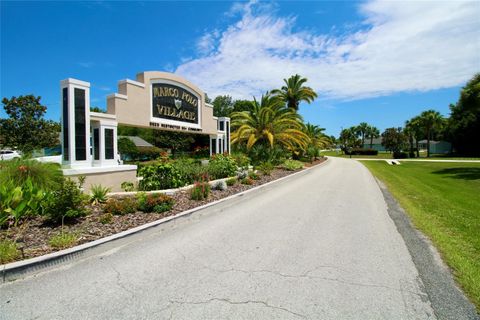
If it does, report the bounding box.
[60,78,91,168]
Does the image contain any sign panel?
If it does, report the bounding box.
[152,83,199,125]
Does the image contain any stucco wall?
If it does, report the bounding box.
[65,169,137,193]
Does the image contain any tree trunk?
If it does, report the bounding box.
[427,129,431,158]
[416,138,420,158]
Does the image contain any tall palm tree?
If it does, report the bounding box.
[304,123,329,149]
[231,94,309,153]
[271,74,317,111]
[356,122,370,146]
[418,110,445,157]
[405,116,422,157]
[366,125,380,149]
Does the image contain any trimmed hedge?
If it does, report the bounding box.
[346,148,378,155]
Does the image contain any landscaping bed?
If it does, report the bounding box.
[0,159,325,264]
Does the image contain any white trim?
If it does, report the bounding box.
[60,78,90,88]
[205,103,214,108]
[107,93,128,100]
[90,112,116,120]
[62,165,137,175]
[119,79,145,88]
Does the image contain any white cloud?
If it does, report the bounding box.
[175,0,480,101]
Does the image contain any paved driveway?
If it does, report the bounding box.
[1,157,437,319]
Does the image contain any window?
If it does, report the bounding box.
[105,128,114,160]
[74,88,86,161]
[62,88,69,161]
[93,128,100,160]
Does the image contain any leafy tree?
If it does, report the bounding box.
[118,137,138,159]
[418,110,445,157]
[231,94,308,155]
[232,99,253,114]
[303,123,330,161]
[0,95,60,153]
[381,127,407,153]
[446,73,480,156]
[404,117,423,157]
[365,125,380,149]
[153,130,195,157]
[90,106,106,113]
[212,95,234,117]
[338,127,360,153]
[271,74,317,111]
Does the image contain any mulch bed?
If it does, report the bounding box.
[1,158,326,263]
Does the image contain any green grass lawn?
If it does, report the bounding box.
[322,150,480,160]
[361,161,480,310]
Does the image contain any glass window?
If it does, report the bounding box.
[105,128,114,160]
[93,128,100,160]
[62,88,69,161]
[74,88,86,161]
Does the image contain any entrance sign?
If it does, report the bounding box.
[152,83,199,125]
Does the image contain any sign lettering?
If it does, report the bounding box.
[152,83,199,124]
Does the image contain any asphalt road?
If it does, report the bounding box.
[0,157,464,319]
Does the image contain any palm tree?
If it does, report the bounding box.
[366,125,380,149]
[418,110,445,157]
[303,123,331,160]
[231,94,309,153]
[405,116,422,157]
[271,74,317,111]
[356,122,370,146]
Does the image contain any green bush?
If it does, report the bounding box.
[393,151,408,159]
[0,239,20,264]
[232,153,250,168]
[89,185,111,205]
[103,197,137,215]
[99,212,113,224]
[282,160,304,171]
[257,162,274,175]
[173,158,208,185]
[190,182,210,200]
[0,158,63,191]
[248,172,260,180]
[42,179,87,223]
[345,148,379,156]
[49,232,77,249]
[225,177,237,186]
[137,192,174,213]
[240,177,254,185]
[121,181,135,192]
[248,144,286,166]
[0,178,45,227]
[138,163,184,191]
[208,154,237,180]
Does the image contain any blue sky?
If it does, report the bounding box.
[1,1,479,137]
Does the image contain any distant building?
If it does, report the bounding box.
[363,138,452,154]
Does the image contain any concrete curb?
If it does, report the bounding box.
[1,158,329,282]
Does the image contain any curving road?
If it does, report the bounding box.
[1,158,440,319]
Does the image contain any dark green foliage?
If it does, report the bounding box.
[0,158,63,191]
[136,193,174,213]
[345,148,379,156]
[118,137,138,159]
[231,153,250,168]
[173,158,208,185]
[393,151,409,159]
[42,179,87,223]
[138,163,184,191]
[0,95,60,153]
[282,160,304,171]
[103,197,137,215]
[89,185,111,205]
[212,95,234,117]
[257,162,274,175]
[447,73,480,156]
[190,182,210,200]
[232,99,254,113]
[90,106,106,113]
[240,177,254,185]
[248,144,286,166]
[121,181,135,192]
[207,154,237,179]
[381,127,407,153]
[248,171,260,180]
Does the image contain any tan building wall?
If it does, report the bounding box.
[66,169,137,193]
[106,71,217,135]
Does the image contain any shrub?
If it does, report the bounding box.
[212,180,227,191]
[240,177,254,185]
[138,163,184,191]
[393,151,408,159]
[257,162,274,175]
[103,197,137,215]
[248,172,260,180]
[49,232,77,249]
[0,239,20,264]
[208,154,237,180]
[99,212,113,224]
[121,181,135,192]
[0,158,63,191]
[232,153,250,168]
[173,158,208,185]
[0,178,45,227]
[137,193,174,213]
[345,148,379,156]
[190,182,211,200]
[89,185,111,205]
[282,160,304,171]
[225,177,237,186]
[248,144,286,166]
[42,178,87,223]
